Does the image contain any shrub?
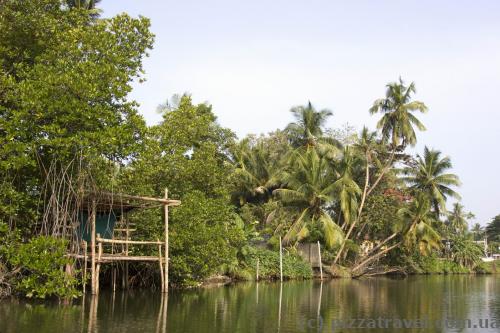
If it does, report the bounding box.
[242,247,312,280]
[8,236,81,299]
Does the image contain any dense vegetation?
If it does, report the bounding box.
[1,0,498,299]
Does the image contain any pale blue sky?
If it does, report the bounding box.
[101,0,500,226]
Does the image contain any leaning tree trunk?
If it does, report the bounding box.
[333,156,370,264]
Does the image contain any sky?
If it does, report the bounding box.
[100,0,500,226]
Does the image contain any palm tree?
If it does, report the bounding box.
[367,78,427,195]
[399,195,442,256]
[273,148,344,248]
[369,78,427,148]
[232,139,281,205]
[332,147,362,226]
[485,215,500,242]
[450,235,483,269]
[403,147,461,217]
[352,194,439,274]
[65,0,102,18]
[471,223,484,241]
[446,203,474,235]
[285,102,342,157]
[334,128,378,263]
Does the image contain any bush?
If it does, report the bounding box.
[242,247,312,280]
[8,236,81,299]
[169,191,246,286]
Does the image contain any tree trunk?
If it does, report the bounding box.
[333,156,370,264]
[366,149,396,196]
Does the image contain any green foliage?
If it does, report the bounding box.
[450,235,483,269]
[369,78,427,147]
[486,215,500,242]
[241,247,312,280]
[121,95,235,199]
[402,147,461,217]
[168,191,245,286]
[0,0,153,227]
[7,236,80,299]
[403,253,470,274]
[359,194,402,240]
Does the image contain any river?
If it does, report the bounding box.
[1,275,499,332]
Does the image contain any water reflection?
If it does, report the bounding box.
[0,276,499,333]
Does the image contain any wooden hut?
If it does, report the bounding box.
[72,189,180,295]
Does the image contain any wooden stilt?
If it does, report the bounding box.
[125,215,129,290]
[112,265,116,293]
[317,241,323,280]
[95,234,102,295]
[158,241,164,292]
[163,188,169,293]
[256,258,260,281]
[279,236,283,282]
[90,200,97,295]
[88,294,98,333]
[83,240,88,294]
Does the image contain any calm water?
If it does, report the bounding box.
[1,276,499,333]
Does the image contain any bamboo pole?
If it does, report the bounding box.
[112,265,116,293]
[83,240,87,294]
[95,191,181,205]
[158,241,164,292]
[125,216,129,290]
[96,238,163,245]
[95,234,102,295]
[256,258,260,281]
[317,241,323,280]
[164,188,169,293]
[90,200,96,295]
[279,236,283,282]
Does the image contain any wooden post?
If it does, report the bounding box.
[83,240,88,294]
[163,188,169,293]
[125,215,129,290]
[256,258,260,281]
[90,200,97,295]
[158,241,164,292]
[95,234,102,295]
[317,241,323,280]
[279,236,283,282]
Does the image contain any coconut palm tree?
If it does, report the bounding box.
[471,223,484,241]
[232,138,281,205]
[446,203,474,235]
[367,78,427,195]
[333,128,378,263]
[485,215,500,242]
[65,0,101,18]
[332,147,362,226]
[273,148,344,248]
[403,147,461,217]
[451,235,483,269]
[369,78,427,148]
[285,102,342,158]
[352,194,440,274]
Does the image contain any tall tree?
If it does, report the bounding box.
[366,78,427,196]
[231,138,281,205]
[352,194,439,274]
[273,148,344,248]
[485,215,500,242]
[65,0,102,18]
[0,0,153,228]
[446,203,474,235]
[403,147,461,217]
[471,223,484,241]
[369,78,427,148]
[285,102,341,157]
